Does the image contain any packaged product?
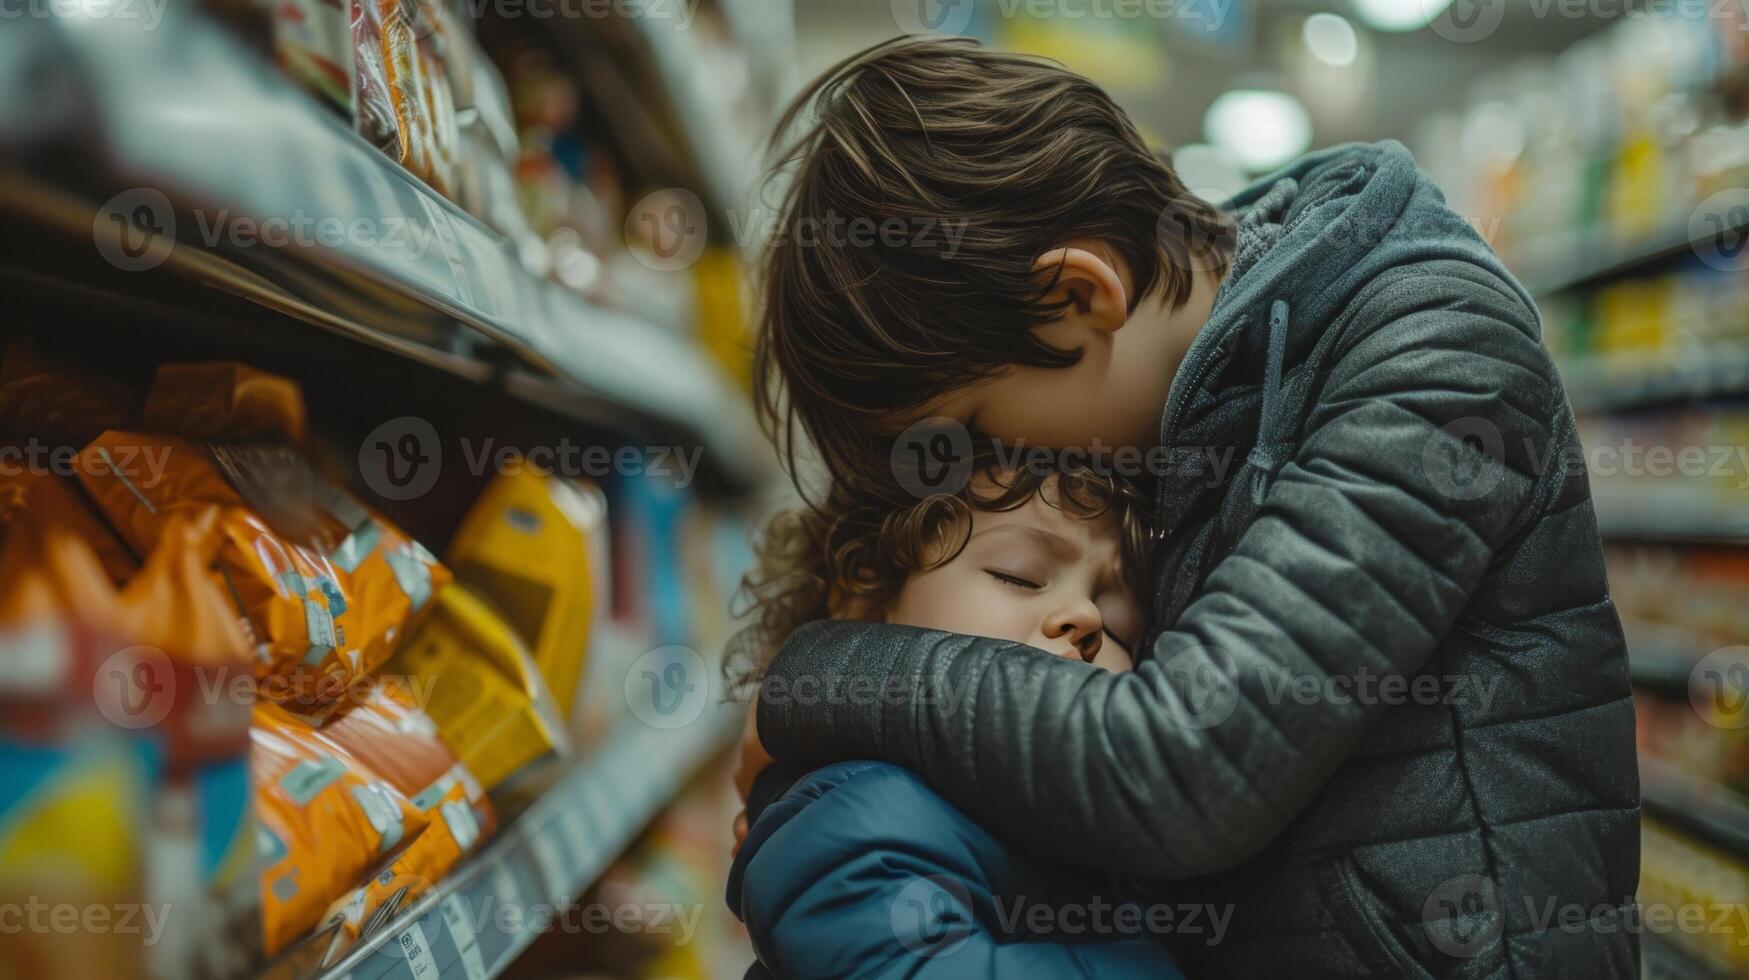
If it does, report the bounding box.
[0,690,153,980]
[447,464,608,721]
[270,0,356,117]
[77,431,449,716]
[0,469,138,584]
[315,677,496,950]
[352,0,401,158]
[142,361,309,445]
[252,704,427,954]
[382,583,568,793]
[0,515,258,979]
[0,340,137,442]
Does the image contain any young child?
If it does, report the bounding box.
[738,36,1640,977]
[728,464,1187,978]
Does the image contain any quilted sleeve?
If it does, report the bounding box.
[757,271,1559,879]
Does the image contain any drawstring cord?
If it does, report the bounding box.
[1247,299,1292,503]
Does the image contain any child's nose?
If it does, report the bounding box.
[1043,599,1104,663]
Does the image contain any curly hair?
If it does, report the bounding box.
[726,463,1155,694]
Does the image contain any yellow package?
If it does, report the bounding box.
[252,704,428,954]
[142,361,309,445]
[77,432,449,715]
[382,583,567,792]
[447,464,608,721]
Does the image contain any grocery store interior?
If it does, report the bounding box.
[2,1,1748,978]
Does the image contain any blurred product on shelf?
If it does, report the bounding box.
[1641,817,1749,974]
[271,0,355,117]
[382,582,570,796]
[1610,544,1749,647]
[446,464,609,725]
[1418,8,1749,272]
[0,342,137,444]
[314,677,497,956]
[0,506,258,979]
[77,429,449,719]
[252,702,427,955]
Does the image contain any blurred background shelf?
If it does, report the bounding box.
[1563,349,1749,414]
[0,9,772,495]
[1639,756,1749,863]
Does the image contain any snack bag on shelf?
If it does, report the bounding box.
[252,703,428,955]
[382,583,568,794]
[352,0,401,159]
[0,469,138,584]
[0,514,258,979]
[314,677,497,951]
[418,0,461,198]
[270,0,356,118]
[143,361,309,445]
[77,431,449,717]
[447,464,609,722]
[0,340,138,442]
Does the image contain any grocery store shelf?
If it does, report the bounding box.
[290,701,739,980]
[0,10,770,492]
[1564,348,1749,414]
[1642,930,1735,980]
[1514,214,1749,296]
[1593,488,1749,544]
[1622,617,1706,697]
[1639,755,1749,861]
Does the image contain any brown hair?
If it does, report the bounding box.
[726,463,1154,693]
[754,35,1233,502]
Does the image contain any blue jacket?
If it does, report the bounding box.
[726,760,1185,979]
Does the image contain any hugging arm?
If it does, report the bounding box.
[756,298,1559,879]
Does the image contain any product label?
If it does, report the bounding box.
[398,920,438,979]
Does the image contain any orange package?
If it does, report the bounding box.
[142,362,309,445]
[0,469,137,584]
[376,0,435,183]
[252,704,428,954]
[76,431,449,715]
[316,677,496,948]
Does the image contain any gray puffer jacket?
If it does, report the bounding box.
[757,141,1641,978]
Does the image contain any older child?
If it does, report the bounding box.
[740,36,1639,977]
[728,465,1188,978]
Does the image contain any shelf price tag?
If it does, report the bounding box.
[397,920,439,979]
[441,894,489,980]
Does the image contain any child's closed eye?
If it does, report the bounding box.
[985,569,1042,590]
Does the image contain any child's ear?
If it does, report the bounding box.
[1032,246,1129,336]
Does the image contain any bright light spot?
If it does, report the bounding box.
[1168,144,1249,203]
[1203,90,1314,173]
[1303,13,1359,67]
[1461,101,1525,168]
[1351,0,1453,32]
